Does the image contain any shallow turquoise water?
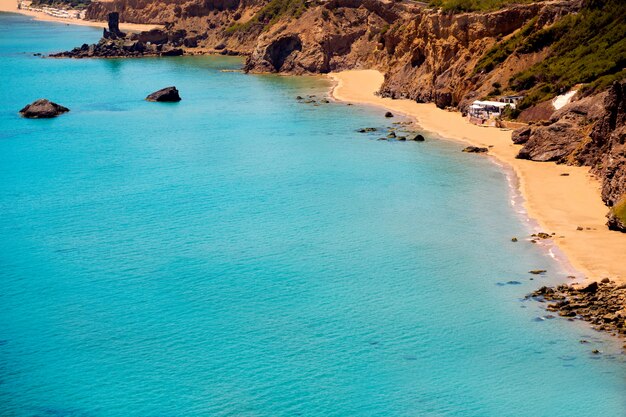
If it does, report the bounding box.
[0,13,625,416]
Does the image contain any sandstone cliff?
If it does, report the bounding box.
[515,82,626,231]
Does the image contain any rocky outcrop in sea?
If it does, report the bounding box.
[146,86,181,102]
[529,280,626,340]
[50,13,184,58]
[19,99,69,118]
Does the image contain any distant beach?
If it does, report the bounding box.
[0,0,159,32]
[330,69,626,285]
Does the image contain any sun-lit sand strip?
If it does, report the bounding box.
[330,69,626,284]
[0,0,160,32]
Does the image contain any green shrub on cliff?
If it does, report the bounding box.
[428,0,538,13]
[473,0,626,110]
[510,0,626,108]
[473,17,538,74]
[31,0,91,9]
[611,196,626,228]
[227,0,308,33]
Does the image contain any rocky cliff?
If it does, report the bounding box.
[515,82,626,231]
[84,0,580,105]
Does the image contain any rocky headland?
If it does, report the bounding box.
[50,12,185,58]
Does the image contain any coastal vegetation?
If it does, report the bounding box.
[227,0,307,33]
[31,0,91,9]
[611,196,626,229]
[475,0,626,110]
[427,0,538,13]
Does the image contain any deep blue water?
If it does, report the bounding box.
[0,12,625,417]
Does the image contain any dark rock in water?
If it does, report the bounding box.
[511,237,518,242]
[412,134,425,141]
[48,13,185,59]
[497,280,522,286]
[462,146,489,153]
[296,96,303,100]
[387,132,396,139]
[357,127,377,133]
[146,86,181,102]
[529,269,547,275]
[527,279,626,339]
[384,111,394,118]
[397,136,406,141]
[19,99,69,118]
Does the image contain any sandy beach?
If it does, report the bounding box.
[330,69,626,285]
[0,0,159,32]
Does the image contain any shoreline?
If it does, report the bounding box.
[0,0,160,32]
[329,69,626,285]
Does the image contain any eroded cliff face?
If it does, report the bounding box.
[85,0,576,102]
[241,0,577,108]
[515,82,626,231]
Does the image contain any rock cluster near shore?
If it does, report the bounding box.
[50,13,184,58]
[462,146,489,153]
[529,280,626,338]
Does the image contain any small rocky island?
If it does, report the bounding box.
[20,99,69,118]
[146,87,181,102]
[50,13,185,58]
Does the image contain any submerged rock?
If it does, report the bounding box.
[384,111,394,118]
[19,99,69,118]
[412,134,425,141]
[146,87,181,102]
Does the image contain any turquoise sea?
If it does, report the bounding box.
[0,13,624,416]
